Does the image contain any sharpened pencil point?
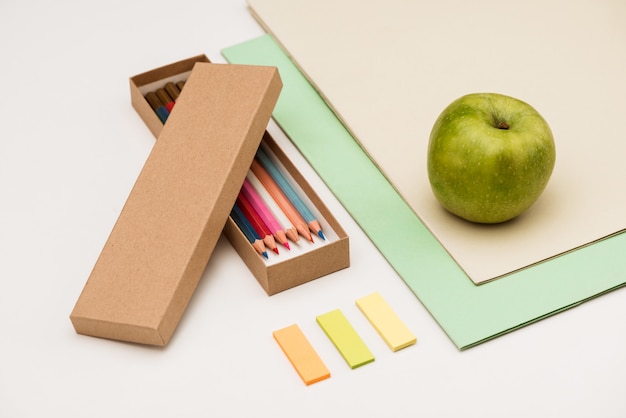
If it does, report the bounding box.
[263,251,269,259]
[317,230,326,240]
[284,242,291,250]
[273,247,279,255]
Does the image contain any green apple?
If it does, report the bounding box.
[427,93,556,224]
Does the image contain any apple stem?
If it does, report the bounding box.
[496,121,510,130]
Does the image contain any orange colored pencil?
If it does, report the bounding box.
[256,147,325,240]
[250,159,314,243]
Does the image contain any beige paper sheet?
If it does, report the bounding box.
[248,0,626,283]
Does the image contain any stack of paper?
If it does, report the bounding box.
[246,0,626,283]
[223,0,626,348]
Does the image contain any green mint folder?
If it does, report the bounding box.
[222,34,626,349]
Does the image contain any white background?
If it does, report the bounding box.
[1,1,624,417]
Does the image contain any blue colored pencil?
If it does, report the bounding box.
[256,147,325,240]
[231,205,268,259]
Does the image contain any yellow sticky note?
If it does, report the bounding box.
[356,292,416,351]
[273,324,331,385]
[316,309,374,369]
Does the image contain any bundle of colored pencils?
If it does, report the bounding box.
[231,147,326,259]
[144,80,185,123]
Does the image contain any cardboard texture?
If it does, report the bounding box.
[129,55,210,138]
[221,35,626,350]
[70,59,282,346]
[129,56,349,297]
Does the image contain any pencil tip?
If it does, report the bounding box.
[263,251,269,259]
[284,242,291,250]
[317,231,326,240]
[273,248,279,255]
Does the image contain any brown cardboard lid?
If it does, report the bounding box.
[71,63,282,345]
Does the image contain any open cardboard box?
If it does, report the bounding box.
[224,132,350,295]
[70,55,349,346]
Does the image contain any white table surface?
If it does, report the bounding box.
[1,1,624,417]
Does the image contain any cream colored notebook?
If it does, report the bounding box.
[248,0,626,283]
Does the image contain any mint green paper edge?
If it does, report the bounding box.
[222,34,626,349]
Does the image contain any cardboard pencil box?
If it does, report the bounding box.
[70,55,349,346]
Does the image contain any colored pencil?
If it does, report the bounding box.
[156,88,175,112]
[145,91,169,123]
[251,159,314,242]
[236,193,279,254]
[241,178,291,250]
[256,147,325,240]
[230,205,268,259]
[164,82,181,102]
[246,172,300,244]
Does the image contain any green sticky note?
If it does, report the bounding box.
[222,35,626,349]
[316,309,375,369]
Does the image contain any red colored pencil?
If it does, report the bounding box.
[236,193,279,255]
[241,177,292,249]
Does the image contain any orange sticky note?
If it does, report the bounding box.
[273,324,331,385]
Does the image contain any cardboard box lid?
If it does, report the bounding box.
[71,63,282,346]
